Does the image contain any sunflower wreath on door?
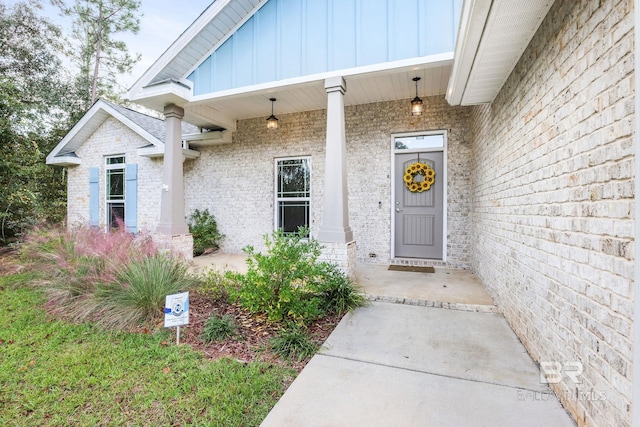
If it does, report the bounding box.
[403,162,435,193]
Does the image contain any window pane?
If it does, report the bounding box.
[278,201,309,234]
[278,159,310,198]
[107,169,124,200]
[395,134,444,150]
[108,203,125,229]
[106,156,125,165]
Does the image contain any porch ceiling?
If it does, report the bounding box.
[181,61,452,129]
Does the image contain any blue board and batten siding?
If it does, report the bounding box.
[188,0,462,95]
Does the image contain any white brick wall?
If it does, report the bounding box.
[469,0,634,425]
[184,96,472,268]
[67,100,472,269]
[67,117,163,231]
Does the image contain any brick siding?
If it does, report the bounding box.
[67,117,163,231]
[468,1,634,425]
[184,96,472,268]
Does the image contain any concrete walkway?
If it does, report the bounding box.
[261,303,575,427]
[189,254,575,426]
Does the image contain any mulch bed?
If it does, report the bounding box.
[176,291,343,372]
[0,248,342,373]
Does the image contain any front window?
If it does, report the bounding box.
[105,156,125,229]
[276,157,311,234]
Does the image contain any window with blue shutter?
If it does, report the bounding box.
[125,164,138,233]
[105,156,125,229]
[89,167,100,227]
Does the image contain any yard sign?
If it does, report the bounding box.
[164,292,189,344]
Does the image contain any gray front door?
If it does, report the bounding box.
[394,151,444,259]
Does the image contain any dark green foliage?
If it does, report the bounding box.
[188,209,225,256]
[270,325,320,361]
[0,2,74,243]
[312,263,368,315]
[201,315,238,343]
[226,228,366,325]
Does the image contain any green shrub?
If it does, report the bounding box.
[270,325,320,361]
[312,263,368,315]
[226,228,324,324]
[188,209,224,256]
[226,228,366,325]
[95,254,200,329]
[202,314,239,343]
[198,268,230,301]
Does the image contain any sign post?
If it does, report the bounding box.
[164,291,189,345]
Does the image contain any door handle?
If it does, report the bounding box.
[396,208,402,212]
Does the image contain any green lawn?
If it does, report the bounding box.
[0,274,295,426]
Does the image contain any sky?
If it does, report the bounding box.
[8,0,214,89]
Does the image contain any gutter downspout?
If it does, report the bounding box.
[633,1,640,426]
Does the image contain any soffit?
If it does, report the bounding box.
[447,0,555,106]
[180,61,453,128]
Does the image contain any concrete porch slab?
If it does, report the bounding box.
[356,264,495,307]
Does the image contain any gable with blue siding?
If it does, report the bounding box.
[188,0,462,96]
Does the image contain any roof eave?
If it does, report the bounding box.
[46,100,166,165]
[127,80,193,111]
[126,0,235,100]
[137,145,201,160]
[446,0,493,106]
[46,155,82,167]
[446,0,556,106]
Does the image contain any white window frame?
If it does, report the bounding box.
[105,155,126,230]
[274,156,312,233]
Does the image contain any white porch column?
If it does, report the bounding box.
[318,76,353,244]
[157,104,189,235]
[318,76,355,278]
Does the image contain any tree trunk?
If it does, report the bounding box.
[90,2,103,104]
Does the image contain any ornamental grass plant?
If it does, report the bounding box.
[19,225,197,329]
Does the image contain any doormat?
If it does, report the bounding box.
[388,265,435,273]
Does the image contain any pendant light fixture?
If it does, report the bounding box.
[266,97,278,130]
[411,77,423,116]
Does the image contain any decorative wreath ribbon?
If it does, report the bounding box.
[403,162,435,193]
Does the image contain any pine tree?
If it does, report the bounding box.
[52,0,142,107]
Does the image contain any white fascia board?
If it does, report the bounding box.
[46,156,82,167]
[190,52,454,103]
[46,100,105,165]
[137,145,201,160]
[46,100,164,166]
[446,0,493,106]
[127,0,234,99]
[127,80,193,107]
[183,130,233,145]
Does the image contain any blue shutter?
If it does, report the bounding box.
[89,167,99,227]
[125,164,138,233]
